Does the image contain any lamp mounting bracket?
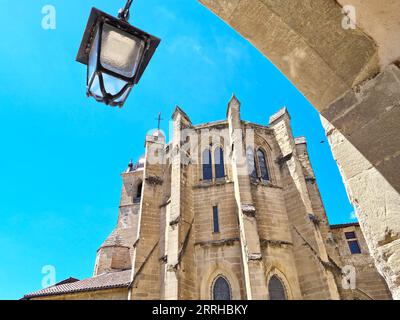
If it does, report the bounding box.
[118,0,133,22]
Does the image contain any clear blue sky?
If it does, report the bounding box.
[0,0,355,299]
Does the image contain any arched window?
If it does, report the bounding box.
[212,276,231,300]
[257,149,270,181]
[268,275,287,300]
[214,147,225,179]
[202,149,212,181]
[246,147,257,180]
[134,182,142,203]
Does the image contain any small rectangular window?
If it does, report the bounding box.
[345,231,361,254]
[348,240,361,254]
[213,206,220,233]
[345,231,356,239]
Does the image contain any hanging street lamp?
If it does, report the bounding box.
[76,0,161,108]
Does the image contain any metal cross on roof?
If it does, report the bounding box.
[155,112,163,131]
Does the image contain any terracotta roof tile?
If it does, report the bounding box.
[23,269,131,299]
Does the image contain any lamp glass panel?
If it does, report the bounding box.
[88,28,99,85]
[89,72,129,100]
[100,23,145,78]
[101,72,128,95]
[89,74,103,99]
[114,86,131,103]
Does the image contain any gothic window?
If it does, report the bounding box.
[268,275,287,300]
[202,149,212,181]
[257,148,270,181]
[247,146,271,181]
[213,206,220,233]
[214,147,225,179]
[212,276,231,300]
[246,147,257,180]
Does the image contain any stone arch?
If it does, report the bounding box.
[250,133,276,184]
[256,147,271,181]
[266,267,293,300]
[198,0,400,298]
[256,135,275,179]
[200,263,241,299]
[197,0,400,193]
[211,275,232,300]
[198,0,383,109]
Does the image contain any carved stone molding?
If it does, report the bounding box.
[241,204,256,218]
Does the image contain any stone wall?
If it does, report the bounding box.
[128,132,166,299]
[330,224,392,300]
[94,168,142,275]
[322,114,400,299]
[64,101,393,301]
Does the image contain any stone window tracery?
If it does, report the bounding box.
[247,146,271,182]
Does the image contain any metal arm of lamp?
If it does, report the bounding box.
[118,0,134,21]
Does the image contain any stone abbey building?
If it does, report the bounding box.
[24,97,391,300]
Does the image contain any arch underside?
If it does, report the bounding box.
[198,0,400,195]
[198,0,400,299]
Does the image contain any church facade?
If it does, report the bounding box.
[24,97,391,300]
